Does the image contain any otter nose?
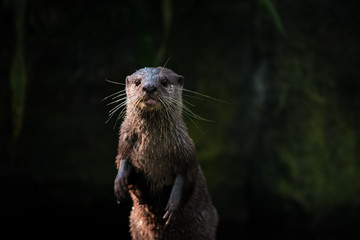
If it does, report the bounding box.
[143,84,157,94]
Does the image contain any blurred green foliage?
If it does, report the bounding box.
[273,49,360,219]
[259,0,285,35]
[10,0,27,140]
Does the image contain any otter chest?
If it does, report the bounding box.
[130,130,184,186]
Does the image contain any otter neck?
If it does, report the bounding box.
[126,105,186,139]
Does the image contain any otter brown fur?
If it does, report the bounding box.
[113,67,218,239]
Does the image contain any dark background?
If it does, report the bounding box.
[1,0,360,239]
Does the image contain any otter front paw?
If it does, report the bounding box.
[114,159,133,203]
[163,175,184,225]
[114,172,128,203]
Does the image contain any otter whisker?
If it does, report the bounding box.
[183,88,228,104]
[108,99,128,114]
[109,103,124,116]
[183,112,204,134]
[182,99,195,107]
[160,95,213,135]
[114,106,128,129]
[182,93,204,101]
[107,96,128,106]
[159,97,178,139]
[110,95,140,128]
[106,94,138,127]
[102,89,126,102]
[111,92,127,100]
[106,79,126,85]
[159,57,172,75]
[158,97,165,108]
[161,97,179,120]
[163,95,213,123]
[183,105,214,122]
[107,103,126,123]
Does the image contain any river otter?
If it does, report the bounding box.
[113,67,218,239]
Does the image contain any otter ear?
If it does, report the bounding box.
[177,75,184,86]
[125,76,130,84]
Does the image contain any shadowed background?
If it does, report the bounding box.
[1,0,360,239]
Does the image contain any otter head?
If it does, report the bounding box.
[125,67,184,114]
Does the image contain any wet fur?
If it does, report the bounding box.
[114,67,218,239]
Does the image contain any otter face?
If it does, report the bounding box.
[125,67,184,112]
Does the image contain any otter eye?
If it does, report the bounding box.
[135,79,141,86]
[160,77,168,87]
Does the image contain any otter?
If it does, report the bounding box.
[113,67,218,239]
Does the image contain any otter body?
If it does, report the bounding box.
[113,67,218,239]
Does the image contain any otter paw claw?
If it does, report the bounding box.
[163,202,177,225]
